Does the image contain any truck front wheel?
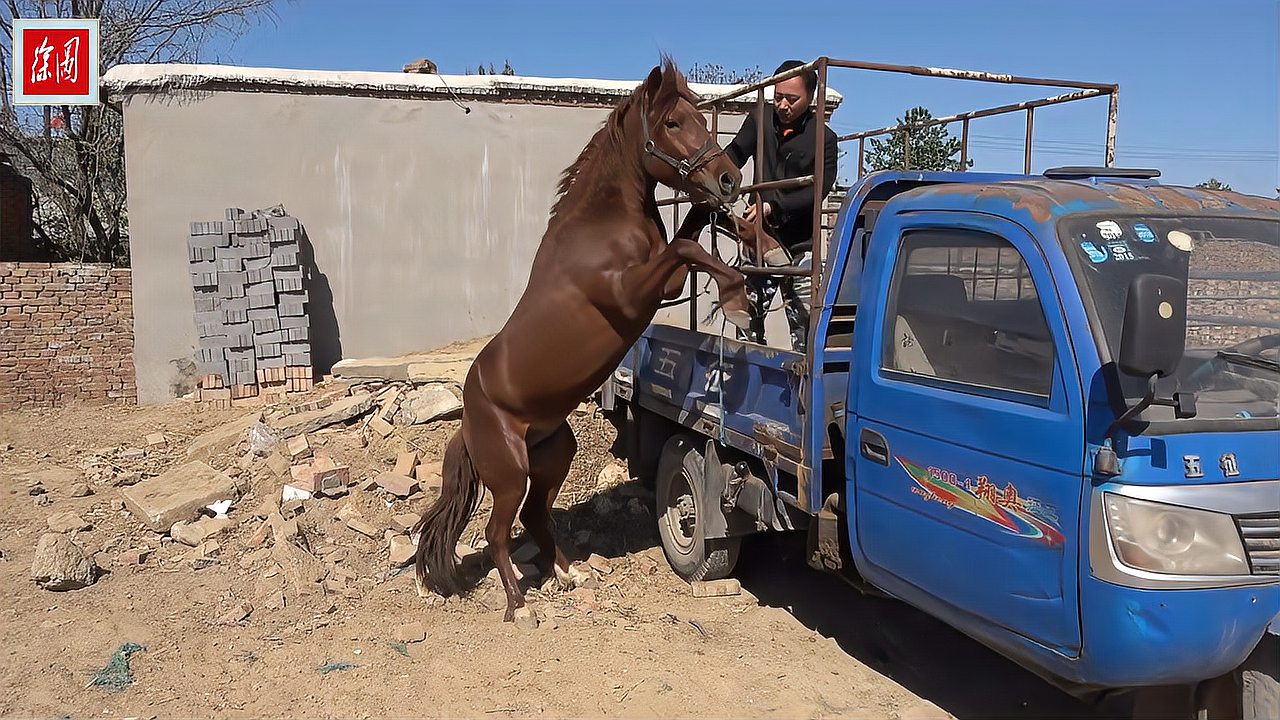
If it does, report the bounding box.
[655,435,740,582]
[1192,634,1279,720]
[1238,633,1279,720]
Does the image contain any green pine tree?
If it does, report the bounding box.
[865,106,972,172]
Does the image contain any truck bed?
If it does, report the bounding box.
[615,322,808,485]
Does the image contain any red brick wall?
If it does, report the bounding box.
[0,263,136,410]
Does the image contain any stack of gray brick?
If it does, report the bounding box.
[186,207,312,396]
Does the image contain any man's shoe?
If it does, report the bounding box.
[762,245,791,267]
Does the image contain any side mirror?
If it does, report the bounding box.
[1118,274,1187,378]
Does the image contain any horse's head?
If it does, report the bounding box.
[637,59,741,208]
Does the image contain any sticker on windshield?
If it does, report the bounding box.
[1167,230,1195,252]
[1080,241,1107,263]
[1133,223,1157,243]
[1096,220,1123,240]
[1106,240,1136,262]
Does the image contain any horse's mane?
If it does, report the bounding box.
[550,57,694,219]
[549,94,634,217]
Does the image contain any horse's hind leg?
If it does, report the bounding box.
[463,394,532,622]
[523,422,589,589]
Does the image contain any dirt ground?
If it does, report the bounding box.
[0,378,1138,719]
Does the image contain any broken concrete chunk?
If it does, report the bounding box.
[265,452,290,477]
[414,463,443,489]
[332,356,417,382]
[346,518,381,539]
[186,412,264,461]
[585,553,614,575]
[369,416,395,438]
[389,536,415,567]
[393,452,418,477]
[456,543,484,564]
[286,434,311,461]
[120,461,237,533]
[117,547,150,566]
[375,472,419,498]
[146,433,167,448]
[170,516,233,547]
[246,521,272,548]
[273,517,302,545]
[407,354,474,385]
[46,511,91,534]
[691,578,741,598]
[269,393,375,438]
[398,384,463,425]
[312,459,350,497]
[31,533,97,591]
[391,513,419,533]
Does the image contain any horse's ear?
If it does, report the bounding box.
[645,59,680,119]
[641,64,664,105]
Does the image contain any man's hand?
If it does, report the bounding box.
[743,201,773,224]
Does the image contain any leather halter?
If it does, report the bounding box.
[640,105,724,182]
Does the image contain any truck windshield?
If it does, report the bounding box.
[1060,214,1280,423]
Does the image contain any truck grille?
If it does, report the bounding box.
[1237,512,1280,576]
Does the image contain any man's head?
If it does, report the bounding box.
[772,60,816,125]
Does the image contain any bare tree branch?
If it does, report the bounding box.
[0,0,279,264]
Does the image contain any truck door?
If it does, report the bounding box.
[852,212,1084,654]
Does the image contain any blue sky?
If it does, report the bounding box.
[220,0,1278,195]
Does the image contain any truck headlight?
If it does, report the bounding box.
[1103,493,1249,575]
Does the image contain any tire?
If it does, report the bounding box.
[1190,634,1279,720]
[655,435,741,581]
[1241,634,1280,720]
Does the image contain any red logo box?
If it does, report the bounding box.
[11,18,99,105]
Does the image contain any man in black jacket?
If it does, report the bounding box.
[680,60,838,351]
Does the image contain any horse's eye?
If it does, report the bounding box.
[665,120,680,130]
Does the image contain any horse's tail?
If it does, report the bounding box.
[414,428,482,596]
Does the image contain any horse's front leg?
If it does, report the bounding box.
[619,238,751,330]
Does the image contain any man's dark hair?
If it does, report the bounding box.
[773,60,817,95]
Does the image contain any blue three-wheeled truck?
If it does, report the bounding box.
[602,58,1279,718]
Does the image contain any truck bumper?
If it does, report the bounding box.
[1070,578,1280,687]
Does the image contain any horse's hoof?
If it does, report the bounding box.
[724,308,752,331]
[512,605,539,630]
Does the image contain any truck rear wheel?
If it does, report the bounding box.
[655,435,740,582]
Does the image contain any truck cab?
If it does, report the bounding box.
[820,169,1279,696]
[607,167,1280,715]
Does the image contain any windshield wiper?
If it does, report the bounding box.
[1217,350,1280,375]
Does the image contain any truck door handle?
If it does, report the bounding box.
[860,429,890,466]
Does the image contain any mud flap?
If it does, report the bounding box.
[701,440,730,540]
[807,493,842,572]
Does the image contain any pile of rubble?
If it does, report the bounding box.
[21,360,679,630]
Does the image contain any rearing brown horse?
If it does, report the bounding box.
[414,59,748,622]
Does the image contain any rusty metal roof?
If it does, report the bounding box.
[904,175,1280,224]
